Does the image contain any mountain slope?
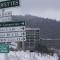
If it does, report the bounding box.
[12,15,60,39]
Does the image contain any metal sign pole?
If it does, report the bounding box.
[2,9,5,17]
[22,32,25,50]
[5,53,8,60]
[22,26,26,51]
[5,43,9,60]
[0,9,5,22]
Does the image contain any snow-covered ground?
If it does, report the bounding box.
[0,50,59,60]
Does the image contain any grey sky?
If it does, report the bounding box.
[4,0,60,20]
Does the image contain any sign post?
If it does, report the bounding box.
[0,21,26,60]
[0,1,20,60]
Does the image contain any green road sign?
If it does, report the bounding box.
[0,0,19,8]
[0,43,9,53]
[0,21,25,27]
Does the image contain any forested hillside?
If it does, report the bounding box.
[12,15,60,39]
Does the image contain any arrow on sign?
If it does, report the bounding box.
[21,22,24,25]
[21,27,24,30]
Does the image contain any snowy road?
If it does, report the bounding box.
[0,51,59,60]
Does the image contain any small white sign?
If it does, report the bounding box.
[0,26,25,32]
[0,16,12,22]
[0,32,26,37]
[0,37,26,42]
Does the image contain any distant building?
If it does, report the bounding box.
[40,39,60,50]
[17,28,40,50]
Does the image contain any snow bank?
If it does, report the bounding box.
[8,51,59,60]
[0,51,59,60]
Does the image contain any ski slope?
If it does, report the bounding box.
[0,50,59,60]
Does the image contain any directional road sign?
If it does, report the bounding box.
[0,43,9,53]
[0,21,26,42]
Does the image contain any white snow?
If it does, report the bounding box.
[0,50,59,60]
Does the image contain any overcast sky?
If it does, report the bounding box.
[4,0,60,21]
